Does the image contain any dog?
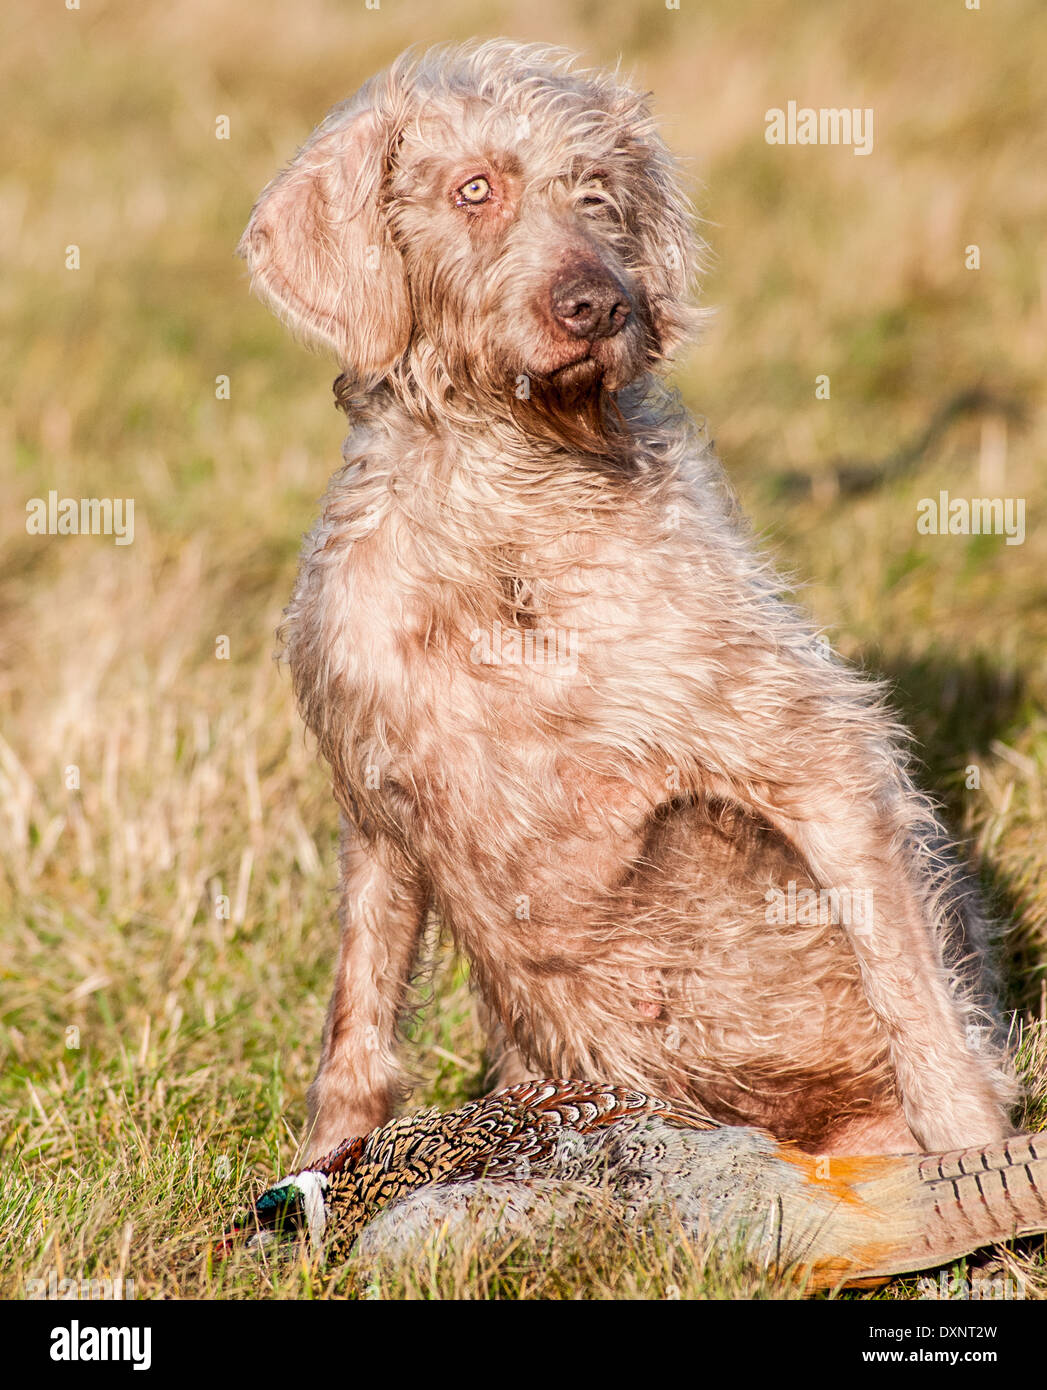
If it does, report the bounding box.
[238,40,1015,1160]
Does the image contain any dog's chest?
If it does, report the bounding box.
[292,498,609,810]
[345,536,584,731]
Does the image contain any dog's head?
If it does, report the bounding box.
[239,41,702,451]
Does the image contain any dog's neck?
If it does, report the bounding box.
[334,371,691,486]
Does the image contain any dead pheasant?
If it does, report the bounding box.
[230,1079,1047,1289]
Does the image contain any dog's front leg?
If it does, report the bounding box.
[304,824,428,1160]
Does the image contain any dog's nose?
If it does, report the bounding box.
[550,274,631,340]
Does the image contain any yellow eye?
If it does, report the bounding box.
[457,176,491,205]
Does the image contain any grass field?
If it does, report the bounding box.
[2,0,1045,1300]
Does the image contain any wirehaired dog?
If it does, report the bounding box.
[239,41,1015,1159]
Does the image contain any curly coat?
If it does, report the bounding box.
[239,40,1015,1159]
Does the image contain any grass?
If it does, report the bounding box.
[1,0,1045,1300]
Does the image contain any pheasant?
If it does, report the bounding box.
[229,1079,1047,1290]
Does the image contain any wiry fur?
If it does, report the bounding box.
[239,40,1016,1160]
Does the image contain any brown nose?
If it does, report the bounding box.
[550,273,631,340]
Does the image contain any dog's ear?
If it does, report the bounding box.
[238,96,411,378]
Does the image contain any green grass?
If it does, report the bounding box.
[2,0,1045,1300]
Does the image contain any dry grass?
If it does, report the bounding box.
[1,0,1045,1300]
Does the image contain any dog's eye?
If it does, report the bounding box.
[456,176,491,206]
[578,179,614,214]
